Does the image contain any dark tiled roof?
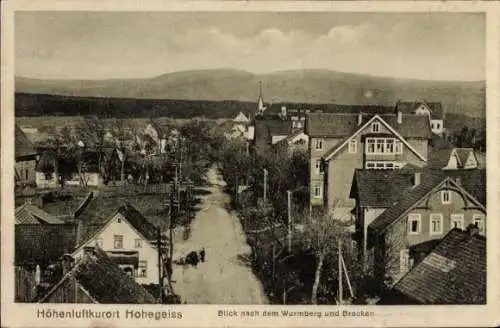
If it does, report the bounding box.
[369,169,486,233]
[40,247,157,304]
[80,151,106,173]
[455,148,474,166]
[427,148,454,169]
[15,125,37,159]
[265,103,394,115]
[15,224,77,266]
[255,119,294,136]
[390,228,486,304]
[396,101,444,119]
[350,170,414,208]
[117,203,159,241]
[443,169,486,206]
[306,113,431,139]
[15,204,65,224]
[368,171,447,232]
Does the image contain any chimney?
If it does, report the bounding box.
[466,223,479,236]
[397,110,403,124]
[412,172,421,187]
[358,113,363,126]
[60,254,75,275]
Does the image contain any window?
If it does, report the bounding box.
[400,249,410,274]
[313,184,322,198]
[25,169,29,180]
[371,122,380,132]
[137,261,147,277]
[431,122,434,129]
[365,137,400,155]
[367,139,375,153]
[113,235,124,249]
[95,238,103,247]
[395,140,403,154]
[314,139,323,150]
[135,238,143,248]
[408,213,421,234]
[473,214,485,233]
[441,190,451,204]
[348,139,357,154]
[365,161,402,170]
[430,214,443,235]
[436,122,441,129]
[451,214,465,230]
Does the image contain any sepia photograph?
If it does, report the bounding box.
[3,3,498,326]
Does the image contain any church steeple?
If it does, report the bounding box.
[257,81,266,113]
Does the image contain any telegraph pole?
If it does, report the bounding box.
[157,227,163,303]
[338,239,343,305]
[287,190,292,253]
[263,168,268,204]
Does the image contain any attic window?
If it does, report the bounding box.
[371,122,380,133]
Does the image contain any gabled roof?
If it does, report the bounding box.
[39,247,157,304]
[234,112,250,123]
[369,171,486,233]
[274,129,307,146]
[455,148,475,166]
[306,113,431,139]
[15,124,37,159]
[321,114,429,161]
[395,101,444,119]
[443,169,486,206]
[388,228,485,304]
[15,224,77,266]
[15,204,65,224]
[254,119,294,136]
[350,170,414,208]
[76,203,159,249]
[428,147,478,170]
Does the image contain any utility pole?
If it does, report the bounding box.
[338,239,343,305]
[287,190,292,253]
[157,227,163,303]
[263,168,268,204]
[341,250,354,299]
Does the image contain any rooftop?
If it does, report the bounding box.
[386,228,485,304]
[15,124,37,159]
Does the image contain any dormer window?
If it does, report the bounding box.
[371,122,380,133]
[441,190,451,204]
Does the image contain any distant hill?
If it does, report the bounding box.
[16,69,485,117]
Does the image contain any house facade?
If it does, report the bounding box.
[72,204,162,285]
[15,125,38,187]
[306,112,432,220]
[366,173,486,288]
[395,101,444,135]
[273,129,309,156]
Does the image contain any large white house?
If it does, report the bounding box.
[72,203,162,285]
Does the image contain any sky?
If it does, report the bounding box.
[15,12,485,81]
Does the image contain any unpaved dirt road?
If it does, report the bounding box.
[171,166,268,304]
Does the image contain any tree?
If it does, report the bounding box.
[299,211,353,304]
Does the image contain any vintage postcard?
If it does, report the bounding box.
[1,1,499,327]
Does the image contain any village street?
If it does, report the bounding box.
[171,166,269,304]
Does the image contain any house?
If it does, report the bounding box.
[15,224,78,302]
[250,119,294,157]
[72,203,163,285]
[273,129,309,155]
[428,147,479,170]
[380,226,485,304]
[234,111,250,124]
[365,171,486,288]
[395,101,444,135]
[15,203,65,224]
[35,150,76,188]
[38,246,157,304]
[306,111,432,220]
[15,124,38,187]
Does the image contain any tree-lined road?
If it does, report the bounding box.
[171,167,268,304]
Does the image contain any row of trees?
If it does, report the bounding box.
[218,139,364,304]
[446,125,486,152]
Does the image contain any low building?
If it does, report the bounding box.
[273,129,309,156]
[428,147,479,170]
[38,247,157,304]
[250,119,294,157]
[72,203,163,285]
[15,125,38,187]
[380,226,485,304]
[15,204,65,225]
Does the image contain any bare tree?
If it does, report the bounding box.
[300,209,350,304]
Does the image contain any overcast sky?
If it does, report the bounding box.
[15,12,485,81]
